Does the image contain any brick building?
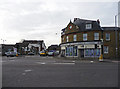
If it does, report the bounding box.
[60,18,120,59]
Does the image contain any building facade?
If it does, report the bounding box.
[1,44,15,56]
[15,40,46,55]
[60,18,120,59]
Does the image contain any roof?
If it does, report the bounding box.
[73,18,102,31]
[102,27,120,31]
[23,40,43,44]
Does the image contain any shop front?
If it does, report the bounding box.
[61,42,102,58]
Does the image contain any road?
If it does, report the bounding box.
[2,55,119,87]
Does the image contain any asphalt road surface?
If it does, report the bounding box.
[2,55,119,87]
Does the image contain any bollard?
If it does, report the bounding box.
[99,54,103,62]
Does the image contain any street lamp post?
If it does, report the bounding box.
[115,13,120,59]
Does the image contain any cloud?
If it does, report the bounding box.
[0,0,118,47]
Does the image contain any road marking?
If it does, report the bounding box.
[72,61,75,62]
[53,63,75,65]
[36,62,46,65]
[22,73,26,75]
[24,69,32,72]
[0,61,6,63]
[90,61,94,63]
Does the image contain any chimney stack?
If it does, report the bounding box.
[74,18,79,22]
[97,19,100,25]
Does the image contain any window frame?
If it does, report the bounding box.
[86,23,92,29]
[94,33,99,40]
[104,46,109,54]
[83,33,87,41]
[73,35,77,41]
[106,33,110,41]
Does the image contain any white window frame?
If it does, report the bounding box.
[104,46,109,54]
[86,23,92,29]
[83,33,87,41]
[66,36,69,42]
[73,35,77,41]
[106,33,110,41]
[94,33,99,40]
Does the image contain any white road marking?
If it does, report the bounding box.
[22,73,26,75]
[41,62,46,64]
[53,63,75,65]
[24,69,32,72]
[36,62,46,64]
[90,61,94,63]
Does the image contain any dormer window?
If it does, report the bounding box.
[86,23,92,29]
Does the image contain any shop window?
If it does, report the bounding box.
[106,33,110,41]
[104,46,108,54]
[94,33,99,40]
[66,46,77,56]
[85,49,100,57]
[73,35,77,41]
[83,33,87,41]
[86,23,92,29]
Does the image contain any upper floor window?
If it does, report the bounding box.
[106,33,110,41]
[66,36,69,42]
[73,35,77,41]
[86,23,92,29]
[83,33,87,41]
[94,33,99,40]
[104,46,109,54]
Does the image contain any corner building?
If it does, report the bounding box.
[60,18,120,59]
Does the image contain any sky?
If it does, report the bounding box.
[0,0,119,47]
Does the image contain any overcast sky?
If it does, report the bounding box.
[0,0,119,47]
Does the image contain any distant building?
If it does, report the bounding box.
[2,44,15,56]
[47,45,60,52]
[15,40,46,55]
[118,1,120,27]
[60,18,120,59]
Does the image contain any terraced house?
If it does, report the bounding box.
[60,18,120,59]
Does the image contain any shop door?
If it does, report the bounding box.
[80,49,84,58]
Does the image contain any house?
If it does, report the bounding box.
[15,40,46,55]
[60,18,120,59]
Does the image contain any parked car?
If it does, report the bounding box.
[39,51,47,56]
[48,50,54,56]
[6,51,18,57]
[28,52,35,55]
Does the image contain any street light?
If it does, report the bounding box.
[115,13,120,59]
